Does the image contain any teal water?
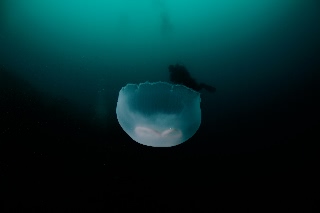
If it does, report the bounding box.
[1,0,318,148]
[0,0,318,211]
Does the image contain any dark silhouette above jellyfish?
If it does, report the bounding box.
[168,64,216,93]
[116,82,201,147]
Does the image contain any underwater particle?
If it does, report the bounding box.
[116,82,201,147]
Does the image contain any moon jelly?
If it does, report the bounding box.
[116,82,201,147]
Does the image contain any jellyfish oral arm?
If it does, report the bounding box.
[135,126,182,140]
[135,126,161,138]
[160,128,182,138]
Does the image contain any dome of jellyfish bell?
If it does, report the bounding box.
[116,82,201,147]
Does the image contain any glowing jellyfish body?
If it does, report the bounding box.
[116,82,201,147]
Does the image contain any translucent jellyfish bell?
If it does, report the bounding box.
[116,82,201,147]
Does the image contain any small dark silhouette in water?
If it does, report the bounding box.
[168,64,216,93]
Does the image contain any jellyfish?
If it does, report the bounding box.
[116,82,201,147]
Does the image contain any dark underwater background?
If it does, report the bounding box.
[0,0,318,211]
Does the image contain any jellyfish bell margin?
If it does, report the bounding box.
[116,81,201,147]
